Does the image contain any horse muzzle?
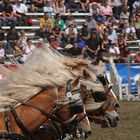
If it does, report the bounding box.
[104,111,120,127]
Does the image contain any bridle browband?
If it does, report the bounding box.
[0,79,87,140]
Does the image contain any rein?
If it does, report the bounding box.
[0,79,87,140]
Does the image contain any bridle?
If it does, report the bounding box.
[0,79,87,140]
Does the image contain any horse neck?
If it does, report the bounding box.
[0,88,58,134]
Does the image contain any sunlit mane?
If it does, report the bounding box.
[0,43,105,109]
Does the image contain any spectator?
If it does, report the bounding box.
[2,0,17,26]
[20,38,36,62]
[133,47,140,63]
[132,0,140,13]
[89,2,100,19]
[65,0,80,12]
[117,33,127,52]
[99,0,113,22]
[133,15,140,39]
[84,31,103,58]
[39,12,53,28]
[80,23,90,40]
[107,26,118,44]
[13,0,28,26]
[65,14,77,28]
[13,40,23,58]
[32,0,45,12]
[49,34,58,49]
[119,45,130,63]
[43,0,56,19]
[56,0,66,15]
[108,0,122,18]
[0,42,5,64]
[23,0,35,12]
[5,26,19,55]
[64,24,78,44]
[35,25,52,43]
[52,19,63,46]
[85,14,97,31]
[19,30,27,47]
[122,22,137,40]
[102,33,110,52]
[53,13,65,30]
[96,19,106,37]
[109,41,120,63]
[120,5,130,23]
[78,0,88,12]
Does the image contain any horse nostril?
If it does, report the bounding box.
[116,116,120,121]
[87,130,92,135]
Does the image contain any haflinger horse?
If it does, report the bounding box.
[24,43,120,128]
[0,64,92,140]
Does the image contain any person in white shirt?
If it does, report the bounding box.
[20,38,36,62]
[133,0,140,13]
[0,43,5,64]
[13,0,28,25]
[109,42,120,55]
[107,26,118,44]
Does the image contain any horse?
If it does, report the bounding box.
[23,43,120,128]
[0,64,92,140]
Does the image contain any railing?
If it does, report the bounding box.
[109,57,122,100]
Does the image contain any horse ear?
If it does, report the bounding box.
[71,77,80,87]
[83,69,92,80]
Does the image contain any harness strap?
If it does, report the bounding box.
[9,106,34,140]
[0,132,30,140]
[4,108,12,134]
[19,102,70,126]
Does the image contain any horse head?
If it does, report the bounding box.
[79,69,120,128]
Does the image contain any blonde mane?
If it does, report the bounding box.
[0,43,105,109]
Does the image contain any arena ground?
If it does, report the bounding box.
[84,101,140,140]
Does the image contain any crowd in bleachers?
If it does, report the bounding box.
[0,0,140,64]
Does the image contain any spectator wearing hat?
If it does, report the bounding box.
[64,24,78,44]
[13,0,28,26]
[2,0,17,26]
[39,12,53,29]
[89,2,100,19]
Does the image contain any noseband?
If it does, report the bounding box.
[0,79,87,140]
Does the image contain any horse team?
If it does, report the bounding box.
[0,43,120,140]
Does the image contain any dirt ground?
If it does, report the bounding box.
[85,101,140,140]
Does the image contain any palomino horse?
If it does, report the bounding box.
[0,65,91,140]
[23,44,120,128]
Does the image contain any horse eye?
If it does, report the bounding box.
[114,102,120,110]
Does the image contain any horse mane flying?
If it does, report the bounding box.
[0,43,104,109]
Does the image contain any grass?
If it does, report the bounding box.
[84,101,140,140]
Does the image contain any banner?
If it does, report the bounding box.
[106,64,140,93]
